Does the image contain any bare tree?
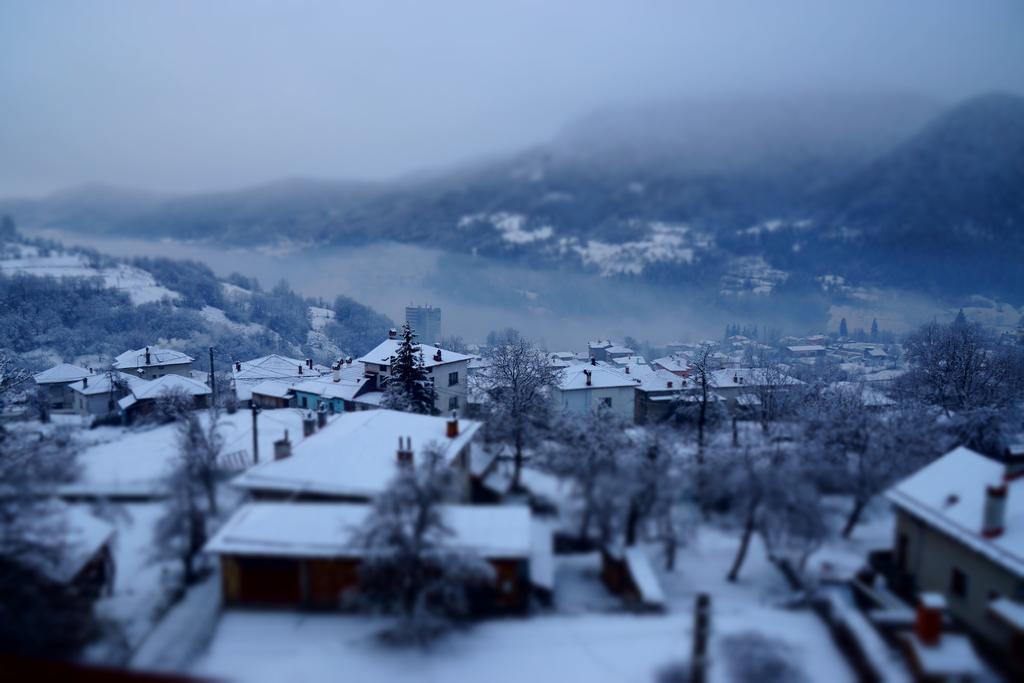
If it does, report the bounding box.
[357,445,493,644]
[176,407,226,515]
[0,352,31,411]
[480,329,562,491]
[749,350,799,432]
[689,343,717,448]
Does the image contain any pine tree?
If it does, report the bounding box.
[838,317,848,338]
[870,318,879,340]
[382,322,438,415]
[953,308,968,327]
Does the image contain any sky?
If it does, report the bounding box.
[2,0,1023,198]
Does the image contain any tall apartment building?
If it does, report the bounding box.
[405,305,442,344]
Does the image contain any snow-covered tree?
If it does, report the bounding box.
[176,407,226,515]
[0,427,98,657]
[541,408,632,544]
[0,352,30,412]
[480,328,562,491]
[356,446,493,644]
[381,322,438,415]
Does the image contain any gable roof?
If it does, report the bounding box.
[709,367,803,389]
[886,446,1024,577]
[69,372,149,396]
[204,502,531,559]
[114,347,193,370]
[233,354,328,380]
[33,363,92,385]
[231,409,482,498]
[357,339,473,369]
[292,377,367,401]
[133,374,211,400]
[557,363,641,391]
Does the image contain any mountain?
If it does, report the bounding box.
[2,91,1022,302]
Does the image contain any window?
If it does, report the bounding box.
[950,567,968,598]
[599,397,612,408]
[896,533,908,571]
[448,396,459,411]
[299,396,307,409]
[448,371,459,387]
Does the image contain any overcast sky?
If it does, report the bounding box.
[2,0,1022,197]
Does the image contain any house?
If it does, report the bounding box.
[231,354,330,403]
[250,381,295,410]
[651,355,691,378]
[204,502,533,611]
[785,344,827,359]
[67,372,149,417]
[708,367,803,408]
[19,503,115,600]
[552,362,640,421]
[884,446,1024,670]
[117,374,212,422]
[231,409,487,502]
[290,360,375,413]
[114,346,194,380]
[32,363,92,411]
[357,331,472,414]
[632,368,718,424]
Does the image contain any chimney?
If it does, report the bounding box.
[235,361,241,372]
[590,357,597,366]
[434,349,442,362]
[625,366,630,374]
[584,369,592,386]
[316,402,328,428]
[82,376,88,388]
[397,436,413,465]
[298,364,304,375]
[447,411,459,438]
[302,410,316,437]
[733,374,738,384]
[982,483,1007,538]
[914,593,945,646]
[306,358,313,369]
[144,346,151,365]
[332,364,341,382]
[1005,444,1024,480]
[346,356,353,365]
[388,328,398,340]
[273,430,292,460]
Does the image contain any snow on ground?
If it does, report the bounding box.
[188,520,855,683]
[0,248,180,304]
[459,212,556,245]
[65,409,324,497]
[556,223,706,277]
[306,306,342,359]
[200,305,268,336]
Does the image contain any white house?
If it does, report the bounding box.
[68,372,150,417]
[118,374,212,421]
[552,362,640,421]
[231,354,330,403]
[33,363,92,411]
[885,446,1024,666]
[357,332,472,414]
[114,346,194,381]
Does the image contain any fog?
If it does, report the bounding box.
[3,1,1023,197]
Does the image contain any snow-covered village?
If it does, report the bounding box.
[2,3,1024,682]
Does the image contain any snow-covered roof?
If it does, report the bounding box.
[250,381,295,400]
[557,363,640,391]
[886,446,1024,577]
[33,363,92,385]
[233,354,329,381]
[69,371,149,396]
[603,345,635,356]
[709,367,803,389]
[357,339,473,369]
[610,355,647,366]
[292,377,366,401]
[652,356,690,373]
[114,347,193,370]
[989,597,1024,631]
[624,547,666,607]
[787,345,826,353]
[205,502,531,558]
[131,374,211,400]
[232,409,483,498]
[25,503,114,584]
[862,369,906,383]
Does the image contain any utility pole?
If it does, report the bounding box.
[209,346,216,407]
[251,402,261,464]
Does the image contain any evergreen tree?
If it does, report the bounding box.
[838,317,848,338]
[382,322,438,415]
[870,318,879,340]
[953,308,968,327]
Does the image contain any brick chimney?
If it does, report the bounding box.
[397,436,413,465]
[447,411,459,438]
[583,369,592,386]
[82,376,88,388]
[144,347,151,365]
[298,364,304,375]
[273,430,292,460]
[306,358,313,370]
[625,366,630,374]
[316,402,328,428]
[235,361,241,372]
[1005,444,1024,480]
[434,349,442,362]
[914,593,945,646]
[982,483,1007,538]
[388,328,398,340]
[332,364,341,382]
